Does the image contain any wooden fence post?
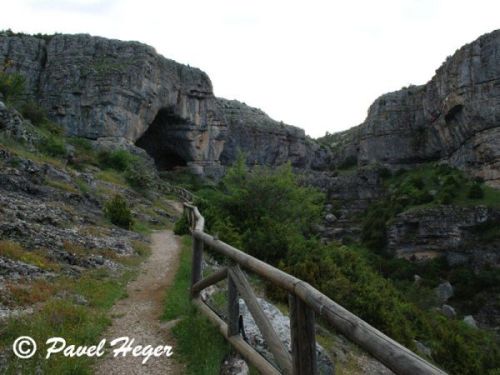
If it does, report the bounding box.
[289,293,318,375]
[228,272,240,336]
[191,236,203,297]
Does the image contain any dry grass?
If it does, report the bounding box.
[5,280,58,306]
[0,240,59,271]
[44,178,79,194]
[62,241,88,257]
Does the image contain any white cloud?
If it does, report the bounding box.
[1,0,499,137]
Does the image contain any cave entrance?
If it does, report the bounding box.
[135,108,189,171]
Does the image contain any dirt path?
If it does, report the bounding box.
[95,229,185,375]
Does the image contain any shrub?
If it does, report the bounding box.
[468,183,484,199]
[69,137,98,168]
[0,71,25,103]
[104,194,133,229]
[198,156,324,264]
[174,212,190,235]
[98,149,135,171]
[20,101,47,126]
[337,155,357,170]
[125,161,155,190]
[39,135,67,157]
[437,186,455,204]
[378,167,392,179]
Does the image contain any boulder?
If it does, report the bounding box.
[414,340,432,358]
[463,315,478,328]
[435,282,454,302]
[325,213,337,223]
[220,355,249,375]
[441,304,457,318]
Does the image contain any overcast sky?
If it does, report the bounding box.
[2,0,500,137]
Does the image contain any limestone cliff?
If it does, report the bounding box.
[0,33,227,175]
[325,29,500,188]
[0,32,327,176]
[218,98,331,170]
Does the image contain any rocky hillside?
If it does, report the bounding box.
[321,30,500,189]
[0,95,187,372]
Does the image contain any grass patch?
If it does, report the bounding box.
[95,170,127,186]
[163,236,193,320]
[132,221,153,235]
[0,240,60,271]
[162,235,232,374]
[0,136,66,170]
[45,179,79,194]
[0,237,150,374]
[0,268,135,374]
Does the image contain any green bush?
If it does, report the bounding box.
[20,101,47,126]
[98,150,135,171]
[39,135,67,157]
[337,155,357,170]
[437,186,455,204]
[468,183,484,199]
[198,155,324,264]
[0,71,25,103]
[104,194,133,229]
[68,137,98,168]
[125,160,155,190]
[173,212,190,235]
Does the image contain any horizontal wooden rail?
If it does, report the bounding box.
[183,202,447,375]
[162,182,195,203]
[192,267,228,296]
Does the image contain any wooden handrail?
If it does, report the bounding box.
[181,201,447,375]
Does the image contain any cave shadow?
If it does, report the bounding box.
[135,107,189,171]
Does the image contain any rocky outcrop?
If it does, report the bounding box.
[387,205,500,267]
[303,167,385,241]
[0,33,227,175]
[0,33,331,176]
[218,98,331,169]
[327,30,500,188]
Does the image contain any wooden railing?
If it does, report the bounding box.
[161,182,194,202]
[183,203,447,375]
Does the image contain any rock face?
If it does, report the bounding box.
[328,30,500,188]
[0,33,330,176]
[387,205,500,267]
[0,33,227,175]
[218,98,331,169]
[304,167,385,241]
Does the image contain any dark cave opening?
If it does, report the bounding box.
[135,108,189,171]
[445,104,464,124]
